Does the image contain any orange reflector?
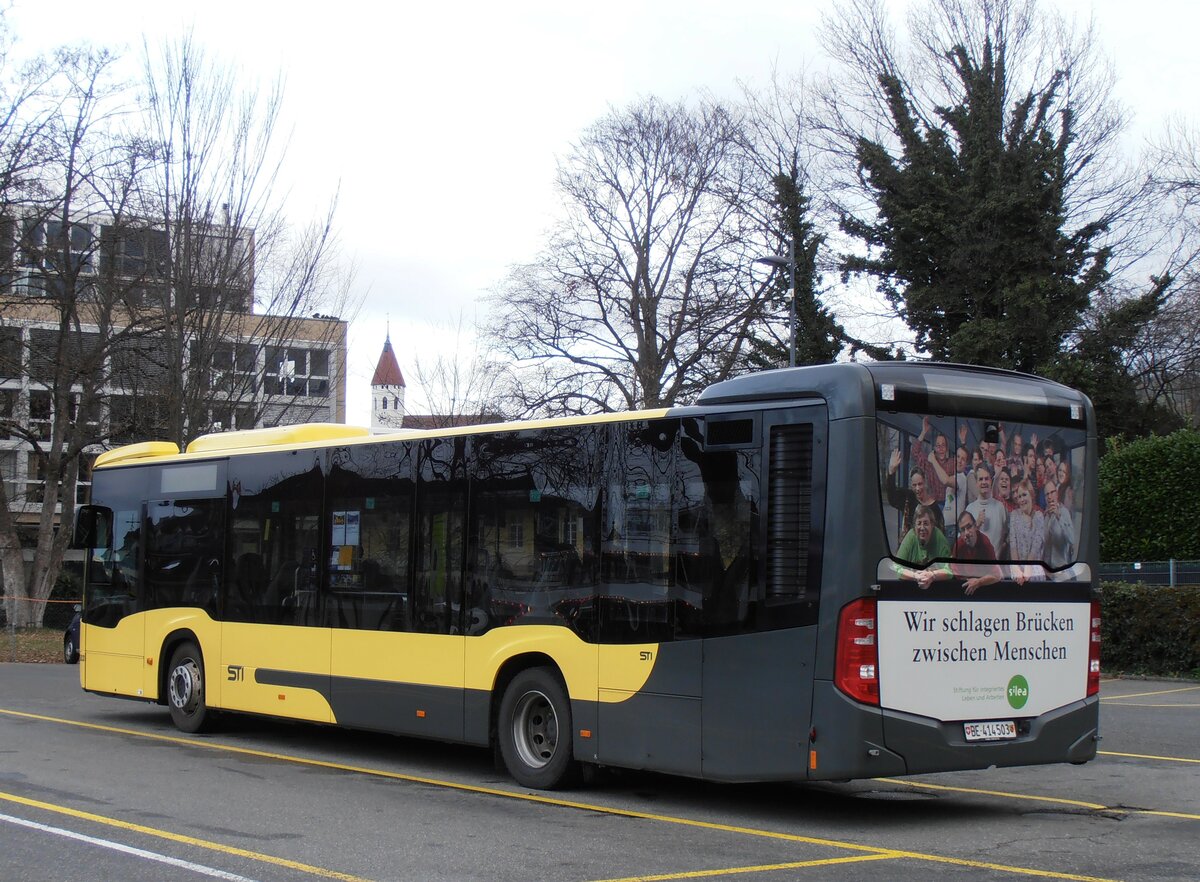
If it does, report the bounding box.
[278,694,286,700]
[579,729,592,739]
[416,710,426,718]
[809,750,818,770]
[146,658,153,666]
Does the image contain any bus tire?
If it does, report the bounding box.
[167,642,211,734]
[498,668,578,790]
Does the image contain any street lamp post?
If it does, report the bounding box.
[754,240,797,367]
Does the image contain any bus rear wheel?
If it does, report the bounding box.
[498,668,578,790]
[167,642,211,733]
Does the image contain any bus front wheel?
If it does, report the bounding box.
[498,668,578,790]
[167,642,211,733]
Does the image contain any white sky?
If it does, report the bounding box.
[8,0,1198,424]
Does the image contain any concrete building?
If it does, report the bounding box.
[0,212,347,540]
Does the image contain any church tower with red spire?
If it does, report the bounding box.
[371,332,406,431]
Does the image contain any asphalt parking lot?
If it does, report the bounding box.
[1,665,1196,882]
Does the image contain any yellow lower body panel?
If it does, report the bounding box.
[82,617,145,698]
[219,622,332,723]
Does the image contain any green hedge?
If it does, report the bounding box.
[1099,430,1200,561]
[1101,581,1200,677]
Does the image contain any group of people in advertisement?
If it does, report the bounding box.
[882,416,1086,590]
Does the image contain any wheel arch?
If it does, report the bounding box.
[157,629,203,705]
[489,652,563,745]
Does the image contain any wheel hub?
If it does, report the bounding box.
[512,690,558,769]
[169,660,200,713]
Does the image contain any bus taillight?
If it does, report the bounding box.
[1087,600,1102,697]
[835,598,879,705]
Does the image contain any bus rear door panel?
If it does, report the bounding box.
[700,406,827,781]
[803,411,899,780]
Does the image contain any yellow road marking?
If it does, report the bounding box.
[873,778,1108,810]
[1101,685,1200,701]
[0,708,1121,882]
[0,790,370,881]
[1133,810,1200,821]
[588,853,900,881]
[876,777,1200,822]
[1100,750,1200,764]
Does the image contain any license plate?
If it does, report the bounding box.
[963,720,1017,742]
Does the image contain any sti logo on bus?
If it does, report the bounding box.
[227,664,245,682]
[1007,675,1030,710]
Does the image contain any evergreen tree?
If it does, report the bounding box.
[747,171,844,369]
[841,39,1110,374]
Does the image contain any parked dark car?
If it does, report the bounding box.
[64,609,80,664]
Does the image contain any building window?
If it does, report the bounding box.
[198,340,257,395]
[29,390,52,442]
[0,327,21,379]
[76,453,96,504]
[26,451,47,503]
[506,517,524,550]
[100,225,167,277]
[21,219,95,274]
[265,347,331,398]
[209,405,255,433]
[0,450,17,502]
[0,388,15,440]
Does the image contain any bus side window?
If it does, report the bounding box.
[324,441,414,633]
[598,420,677,644]
[676,418,759,637]
[414,438,466,634]
[225,453,323,625]
[82,506,142,629]
[144,498,224,615]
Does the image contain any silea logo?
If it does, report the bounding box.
[1006,674,1030,709]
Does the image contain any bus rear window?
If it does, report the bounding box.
[877,414,1086,570]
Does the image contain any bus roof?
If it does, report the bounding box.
[699,361,1092,426]
[93,408,673,470]
[94,363,1092,471]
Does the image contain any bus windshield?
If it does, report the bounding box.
[877,412,1087,572]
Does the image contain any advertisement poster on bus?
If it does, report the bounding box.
[876,601,1091,720]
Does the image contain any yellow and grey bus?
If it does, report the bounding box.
[75,362,1101,789]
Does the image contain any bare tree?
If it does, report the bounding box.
[0,31,354,627]
[487,97,771,416]
[1123,118,1200,427]
[135,33,353,447]
[411,312,507,428]
[0,43,145,626]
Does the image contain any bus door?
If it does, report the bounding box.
[702,405,826,780]
[325,437,467,741]
[380,436,469,740]
[597,418,704,777]
[80,489,147,699]
[221,451,331,723]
